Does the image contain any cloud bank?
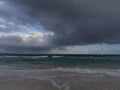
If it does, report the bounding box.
[0,0,120,53]
[11,0,120,45]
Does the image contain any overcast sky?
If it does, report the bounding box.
[0,0,120,54]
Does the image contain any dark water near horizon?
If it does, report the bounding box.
[0,56,120,90]
[1,56,120,68]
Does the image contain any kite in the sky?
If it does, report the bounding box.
[88,33,94,39]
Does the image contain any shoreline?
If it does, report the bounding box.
[0,75,120,90]
[0,76,58,90]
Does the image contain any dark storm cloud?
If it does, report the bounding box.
[10,0,120,47]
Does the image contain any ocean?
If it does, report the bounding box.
[0,56,120,90]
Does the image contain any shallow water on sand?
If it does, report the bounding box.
[0,57,120,90]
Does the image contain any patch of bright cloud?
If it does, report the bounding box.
[0,31,54,47]
[0,24,6,29]
[0,17,6,23]
[0,1,6,10]
[0,17,49,33]
[8,22,15,26]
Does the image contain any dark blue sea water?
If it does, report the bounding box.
[0,56,120,68]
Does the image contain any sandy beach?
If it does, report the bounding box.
[0,76,58,90]
[0,75,120,90]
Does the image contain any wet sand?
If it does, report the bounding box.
[0,75,120,90]
[0,76,58,90]
[70,76,120,90]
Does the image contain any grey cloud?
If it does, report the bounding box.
[0,0,119,53]
[0,32,53,53]
[10,0,120,47]
[0,20,29,33]
[0,0,31,23]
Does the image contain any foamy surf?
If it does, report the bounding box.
[0,67,120,77]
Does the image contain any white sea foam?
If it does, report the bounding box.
[0,67,120,77]
[32,67,120,77]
